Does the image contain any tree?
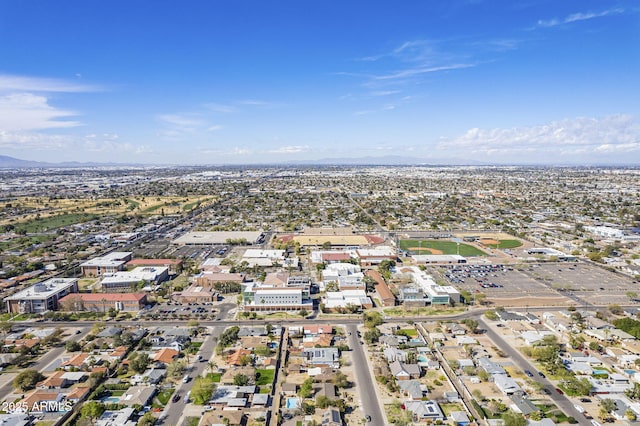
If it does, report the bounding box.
[80,401,105,422]
[167,359,186,380]
[233,374,251,386]
[474,292,487,306]
[363,311,383,329]
[299,308,309,318]
[461,319,479,334]
[562,376,592,396]
[191,376,217,405]
[627,291,638,301]
[363,328,381,344]
[608,304,623,315]
[377,260,396,280]
[129,352,150,373]
[299,378,314,398]
[65,340,82,352]
[501,410,527,426]
[333,371,350,388]
[625,383,640,400]
[138,412,156,426]
[601,398,616,414]
[13,369,45,391]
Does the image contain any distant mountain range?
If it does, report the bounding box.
[0,154,487,169]
[0,154,636,168]
[0,155,140,169]
[290,155,489,166]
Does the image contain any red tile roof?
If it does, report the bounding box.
[59,293,146,303]
[127,259,182,266]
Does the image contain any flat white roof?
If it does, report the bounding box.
[101,267,168,284]
[173,231,263,245]
[4,278,78,301]
[81,251,132,267]
[243,249,285,258]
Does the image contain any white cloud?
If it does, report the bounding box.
[203,103,238,113]
[0,73,101,134]
[537,8,624,28]
[0,93,82,131]
[157,114,204,129]
[0,130,151,157]
[0,73,101,93]
[157,113,222,140]
[268,145,311,154]
[0,130,72,150]
[440,115,640,157]
[373,63,475,81]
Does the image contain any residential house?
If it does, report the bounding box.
[61,353,90,370]
[301,348,340,368]
[318,407,342,426]
[398,380,424,400]
[95,407,136,426]
[119,385,156,406]
[153,348,179,365]
[404,400,445,422]
[389,360,421,381]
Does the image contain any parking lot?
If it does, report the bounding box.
[435,261,638,307]
[434,263,561,300]
[527,262,638,306]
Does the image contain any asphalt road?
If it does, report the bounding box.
[479,317,587,422]
[346,324,384,425]
[159,328,221,426]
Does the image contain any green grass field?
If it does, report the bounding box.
[486,239,523,249]
[398,239,486,256]
[14,213,98,233]
[255,369,275,386]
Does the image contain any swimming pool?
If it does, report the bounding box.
[286,397,301,409]
[101,396,121,404]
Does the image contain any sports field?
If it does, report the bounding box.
[481,239,523,249]
[399,239,486,256]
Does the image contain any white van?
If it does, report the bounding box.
[182,374,190,383]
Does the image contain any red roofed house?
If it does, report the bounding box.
[66,386,91,403]
[153,348,179,365]
[126,258,183,275]
[304,324,334,336]
[21,390,65,413]
[61,353,89,370]
[227,349,252,366]
[58,293,147,312]
[37,371,70,389]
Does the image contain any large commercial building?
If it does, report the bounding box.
[80,252,133,277]
[126,258,183,275]
[172,231,264,246]
[58,293,147,312]
[242,276,313,312]
[4,278,79,314]
[101,266,168,293]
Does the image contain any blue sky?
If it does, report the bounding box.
[0,0,638,165]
